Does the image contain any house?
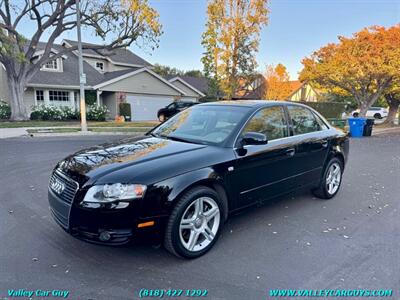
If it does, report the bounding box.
[233,76,324,102]
[0,40,206,121]
[287,81,324,102]
[233,74,266,100]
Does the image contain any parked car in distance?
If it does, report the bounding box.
[48,101,349,258]
[352,107,388,119]
[157,101,197,122]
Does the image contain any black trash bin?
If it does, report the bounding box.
[363,118,375,136]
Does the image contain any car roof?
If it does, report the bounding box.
[198,100,296,108]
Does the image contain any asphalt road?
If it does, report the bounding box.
[1,133,399,300]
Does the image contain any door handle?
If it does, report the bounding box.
[285,148,295,156]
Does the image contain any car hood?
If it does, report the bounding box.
[58,136,211,185]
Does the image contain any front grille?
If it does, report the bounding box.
[49,169,79,204]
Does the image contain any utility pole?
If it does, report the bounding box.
[76,0,87,132]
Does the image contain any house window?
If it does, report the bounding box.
[43,59,58,70]
[95,62,104,71]
[49,90,69,102]
[36,90,44,104]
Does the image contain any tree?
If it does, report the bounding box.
[300,25,400,117]
[153,64,184,77]
[383,79,400,126]
[264,63,292,100]
[201,0,269,99]
[153,63,203,78]
[0,0,162,120]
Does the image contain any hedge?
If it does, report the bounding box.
[0,101,11,119]
[30,104,108,121]
[289,101,347,119]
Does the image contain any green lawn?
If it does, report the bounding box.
[0,120,159,128]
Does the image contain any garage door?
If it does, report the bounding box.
[126,94,175,121]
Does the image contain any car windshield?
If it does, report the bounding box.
[150,105,250,145]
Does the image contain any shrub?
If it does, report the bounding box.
[30,104,107,121]
[30,105,62,120]
[86,104,108,121]
[60,106,79,120]
[119,103,131,121]
[30,105,78,121]
[85,90,97,106]
[0,100,11,119]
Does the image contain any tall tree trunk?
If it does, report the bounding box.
[383,94,400,126]
[359,101,369,117]
[8,75,29,121]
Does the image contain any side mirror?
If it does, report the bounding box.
[241,132,268,146]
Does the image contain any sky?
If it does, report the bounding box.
[21,0,400,80]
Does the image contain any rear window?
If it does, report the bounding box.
[287,105,322,135]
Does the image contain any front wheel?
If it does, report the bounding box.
[312,157,343,199]
[164,186,225,258]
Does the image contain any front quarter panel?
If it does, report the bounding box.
[143,164,233,219]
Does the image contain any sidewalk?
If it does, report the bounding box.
[372,126,400,136]
[0,127,28,139]
[0,126,151,139]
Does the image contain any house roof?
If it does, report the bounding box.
[93,67,187,95]
[62,39,152,67]
[164,75,209,95]
[28,43,104,87]
[27,41,148,88]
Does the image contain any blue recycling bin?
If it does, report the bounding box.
[348,117,366,138]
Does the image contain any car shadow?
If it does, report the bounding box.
[66,187,321,265]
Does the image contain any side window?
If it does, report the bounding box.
[313,113,329,130]
[242,106,288,141]
[288,106,321,135]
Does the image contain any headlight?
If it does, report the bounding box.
[83,183,147,203]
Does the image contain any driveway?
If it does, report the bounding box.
[0,134,399,300]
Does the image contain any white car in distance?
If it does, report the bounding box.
[352,107,388,119]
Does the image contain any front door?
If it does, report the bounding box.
[230,105,296,208]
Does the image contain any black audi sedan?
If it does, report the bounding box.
[48,101,349,258]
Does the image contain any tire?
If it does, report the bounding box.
[164,186,225,258]
[353,112,359,117]
[158,114,165,122]
[373,113,382,119]
[312,157,343,199]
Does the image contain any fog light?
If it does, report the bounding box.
[99,231,111,241]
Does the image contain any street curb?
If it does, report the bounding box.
[28,131,143,137]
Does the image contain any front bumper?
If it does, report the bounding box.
[48,187,166,245]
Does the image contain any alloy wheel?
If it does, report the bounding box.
[326,162,341,195]
[179,197,220,252]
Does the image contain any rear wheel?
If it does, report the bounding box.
[164,186,224,258]
[373,113,382,119]
[312,157,343,199]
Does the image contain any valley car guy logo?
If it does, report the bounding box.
[5,289,69,298]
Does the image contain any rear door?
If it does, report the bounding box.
[286,105,330,186]
[230,105,297,208]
